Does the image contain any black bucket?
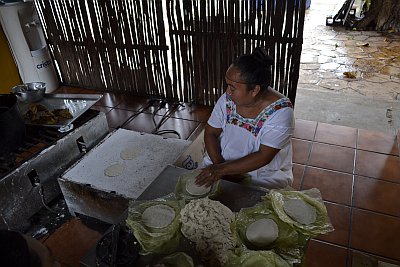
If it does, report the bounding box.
[0,94,26,157]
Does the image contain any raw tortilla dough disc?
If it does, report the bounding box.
[120,147,140,160]
[104,164,125,177]
[141,204,176,228]
[185,176,211,196]
[283,198,317,225]
[246,218,279,246]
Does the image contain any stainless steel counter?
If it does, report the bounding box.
[137,165,268,211]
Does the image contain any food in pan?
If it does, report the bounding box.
[52,108,73,119]
[24,103,72,125]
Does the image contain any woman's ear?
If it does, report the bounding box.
[251,85,261,97]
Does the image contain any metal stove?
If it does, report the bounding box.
[59,129,191,224]
[0,109,109,229]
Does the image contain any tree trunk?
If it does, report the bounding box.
[354,0,400,31]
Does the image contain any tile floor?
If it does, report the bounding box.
[39,86,400,267]
[295,0,400,134]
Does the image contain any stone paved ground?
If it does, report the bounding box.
[295,0,400,134]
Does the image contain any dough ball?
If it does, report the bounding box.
[120,147,140,160]
[141,204,176,229]
[246,218,279,247]
[283,198,317,225]
[186,176,211,196]
[104,164,125,177]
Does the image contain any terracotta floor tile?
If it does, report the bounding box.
[304,240,348,267]
[354,175,400,217]
[122,112,163,133]
[349,250,400,267]
[316,202,351,247]
[309,143,355,174]
[302,167,353,205]
[292,138,312,164]
[43,218,102,267]
[314,122,358,148]
[292,163,305,190]
[105,108,137,129]
[170,103,213,122]
[155,118,200,140]
[397,130,400,156]
[145,101,178,116]
[115,95,149,111]
[355,150,400,183]
[358,128,399,156]
[293,119,317,141]
[351,208,400,261]
[90,105,112,114]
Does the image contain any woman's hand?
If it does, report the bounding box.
[195,164,223,187]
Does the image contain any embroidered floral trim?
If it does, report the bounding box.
[226,95,293,137]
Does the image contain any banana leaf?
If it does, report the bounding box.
[266,188,334,236]
[125,195,185,255]
[156,252,194,267]
[224,249,291,267]
[174,169,220,201]
[231,201,307,264]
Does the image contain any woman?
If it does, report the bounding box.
[195,47,294,189]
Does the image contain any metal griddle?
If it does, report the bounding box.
[59,129,191,224]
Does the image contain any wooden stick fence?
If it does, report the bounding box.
[35,0,305,105]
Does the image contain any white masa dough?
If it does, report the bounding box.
[141,204,176,228]
[104,164,125,177]
[120,147,140,160]
[186,177,211,196]
[246,218,279,246]
[283,198,317,225]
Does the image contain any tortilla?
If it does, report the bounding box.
[104,163,125,177]
[141,204,176,229]
[185,176,211,196]
[283,198,317,225]
[120,147,140,160]
[246,218,279,247]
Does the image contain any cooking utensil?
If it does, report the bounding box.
[12,82,46,103]
[0,94,26,157]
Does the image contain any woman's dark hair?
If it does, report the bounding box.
[0,230,31,267]
[231,47,274,91]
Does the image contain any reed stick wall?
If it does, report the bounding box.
[36,0,305,105]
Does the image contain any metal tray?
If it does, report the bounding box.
[18,93,103,129]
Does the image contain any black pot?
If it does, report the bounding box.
[0,94,26,157]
